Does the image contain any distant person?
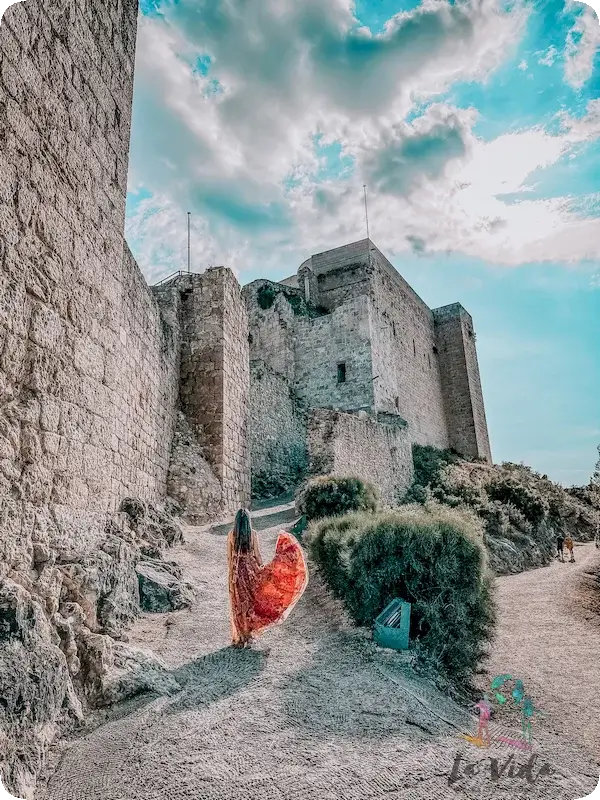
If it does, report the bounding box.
[227,509,308,648]
[564,534,575,563]
[595,527,599,549]
[556,535,565,562]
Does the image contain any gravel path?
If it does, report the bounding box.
[39,506,600,800]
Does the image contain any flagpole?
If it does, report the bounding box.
[187,212,191,273]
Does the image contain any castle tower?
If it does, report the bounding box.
[433,304,492,462]
[177,269,251,514]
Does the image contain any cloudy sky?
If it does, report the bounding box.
[125,0,600,486]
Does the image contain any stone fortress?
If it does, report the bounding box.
[245,239,492,505]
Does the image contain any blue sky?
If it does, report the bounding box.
[125,0,600,486]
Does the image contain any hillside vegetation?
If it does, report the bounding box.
[404,446,599,574]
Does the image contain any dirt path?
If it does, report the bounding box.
[482,543,600,769]
[39,508,600,800]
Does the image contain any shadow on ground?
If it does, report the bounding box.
[166,645,268,713]
[278,631,455,742]
[79,646,268,737]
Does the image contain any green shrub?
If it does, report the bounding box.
[257,284,277,309]
[296,475,378,522]
[285,294,305,315]
[486,479,548,527]
[403,445,598,574]
[410,444,461,492]
[306,503,495,681]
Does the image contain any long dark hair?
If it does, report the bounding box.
[232,508,252,553]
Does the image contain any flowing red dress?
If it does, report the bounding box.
[227,530,308,644]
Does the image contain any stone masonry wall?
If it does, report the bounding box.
[294,295,375,412]
[0,0,200,794]
[0,0,183,529]
[250,360,308,499]
[300,240,372,311]
[221,268,251,512]
[177,270,250,517]
[369,247,450,449]
[433,304,492,462]
[244,280,297,383]
[307,408,414,507]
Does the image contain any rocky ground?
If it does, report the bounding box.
[33,502,600,800]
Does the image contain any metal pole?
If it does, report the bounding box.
[187,212,191,273]
[363,185,370,240]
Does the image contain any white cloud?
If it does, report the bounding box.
[537,45,558,66]
[564,4,600,89]
[560,98,600,140]
[125,0,600,281]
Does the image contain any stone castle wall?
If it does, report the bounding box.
[301,240,372,310]
[171,269,251,517]
[307,409,414,507]
[246,239,492,501]
[250,360,308,499]
[369,246,450,448]
[433,304,492,462]
[220,269,251,511]
[294,295,375,413]
[245,280,298,383]
[0,0,178,542]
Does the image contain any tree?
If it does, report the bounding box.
[592,445,600,491]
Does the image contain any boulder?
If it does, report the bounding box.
[136,559,195,613]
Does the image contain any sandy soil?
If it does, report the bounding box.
[38,505,600,800]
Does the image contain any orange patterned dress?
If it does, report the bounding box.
[227,530,308,644]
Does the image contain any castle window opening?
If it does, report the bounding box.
[413,339,416,356]
[395,396,400,410]
[337,363,346,384]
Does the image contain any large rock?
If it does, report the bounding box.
[1,499,192,799]
[99,641,182,706]
[119,498,184,558]
[137,559,195,613]
[0,578,83,799]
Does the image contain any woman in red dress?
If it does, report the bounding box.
[227,509,308,648]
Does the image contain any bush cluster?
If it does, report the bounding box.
[306,503,495,681]
[256,283,328,318]
[296,475,378,521]
[403,446,597,574]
